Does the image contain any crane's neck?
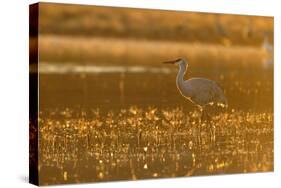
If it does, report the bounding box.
[176,63,187,92]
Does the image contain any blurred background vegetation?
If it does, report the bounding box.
[39,3,273,45]
[34,2,273,67]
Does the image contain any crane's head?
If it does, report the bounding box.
[162,58,187,68]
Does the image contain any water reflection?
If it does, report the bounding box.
[38,107,273,185]
[38,63,173,74]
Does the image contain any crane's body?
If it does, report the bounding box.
[164,58,228,119]
[177,78,227,108]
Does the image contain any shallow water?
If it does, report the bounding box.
[39,64,273,112]
[36,63,273,185]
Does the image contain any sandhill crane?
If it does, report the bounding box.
[163,58,227,145]
[163,58,228,121]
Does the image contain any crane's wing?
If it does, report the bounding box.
[185,78,227,107]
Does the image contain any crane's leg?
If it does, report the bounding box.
[206,113,216,147]
[201,109,211,122]
[198,117,201,151]
[200,107,211,124]
[200,109,205,122]
[201,109,215,146]
[198,107,206,151]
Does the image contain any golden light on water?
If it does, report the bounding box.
[37,107,273,184]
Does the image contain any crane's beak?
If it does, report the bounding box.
[162,60,177,64]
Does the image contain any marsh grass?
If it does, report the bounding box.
[38,107,273,185]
